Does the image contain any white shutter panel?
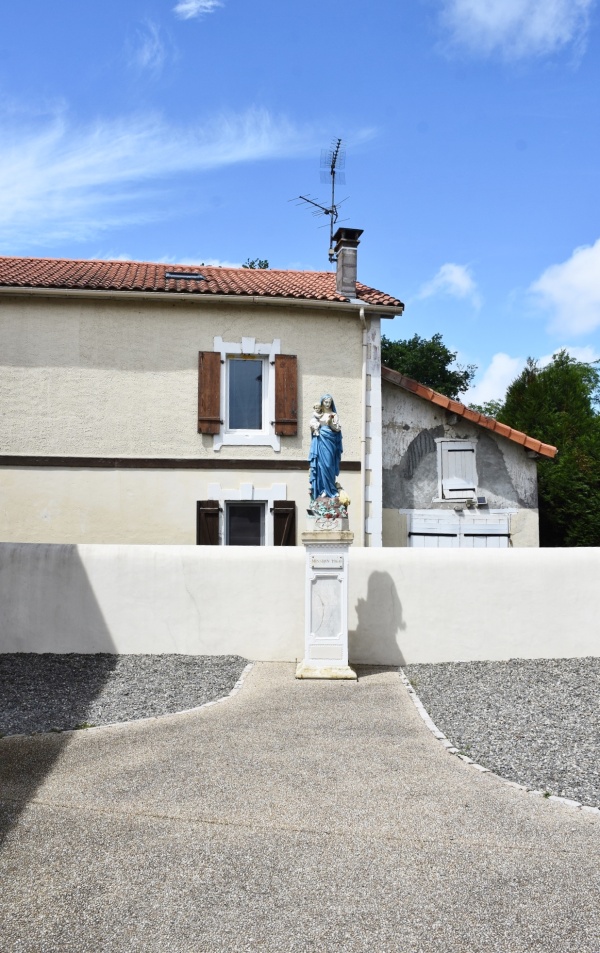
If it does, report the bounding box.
[440,442,477,501]
[409,514,460,548]
[460,515,510,548]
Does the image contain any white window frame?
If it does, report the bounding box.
[207,481,286,546]
[434,438,478,503]
[213,336,281,451]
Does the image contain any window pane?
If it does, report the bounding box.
[227,504,264,546]
[228,359,263,430]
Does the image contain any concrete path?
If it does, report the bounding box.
[1,663,599,953]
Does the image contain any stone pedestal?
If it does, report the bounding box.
[296,524,356,680]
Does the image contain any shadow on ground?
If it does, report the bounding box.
[0,545,117,848]
[354,664,401,679]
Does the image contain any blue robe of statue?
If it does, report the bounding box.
[309,395,343,499]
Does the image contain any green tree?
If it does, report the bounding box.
[381,332,476,400]
[242,258,269,269]
[498,350,600,547]
[468,398,504,419]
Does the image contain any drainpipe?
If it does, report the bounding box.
[359,306,367,547]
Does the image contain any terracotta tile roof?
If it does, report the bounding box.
[0,256,404,310]
[381,365,558,459]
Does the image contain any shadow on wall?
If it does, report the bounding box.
[349,570,406,666]
[0,544,117,849]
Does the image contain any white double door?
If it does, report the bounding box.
[408,511,510,548]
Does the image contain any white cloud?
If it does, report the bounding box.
[417,262,481,308]
[0,106,319,251]
[539,344,600,367]
[438,0,595,59]
[173,0,222,19]
[529,239,600,335]
[464,352,524,405]
[129,21,166,73]
[464,345,600,407]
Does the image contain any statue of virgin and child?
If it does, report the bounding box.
[308,395,348,515]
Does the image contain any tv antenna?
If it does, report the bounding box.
[294,137,348,262]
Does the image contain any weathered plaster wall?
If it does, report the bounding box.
[382,384,539,545]
[0,467,362,544]
[0,295,364,461]
[2,543,598,663]
[509,509,540,548]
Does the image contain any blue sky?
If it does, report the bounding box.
[2,0,600,404]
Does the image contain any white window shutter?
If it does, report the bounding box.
[461,517,510,548]
[440,442,477,501]
[409,514,460,548]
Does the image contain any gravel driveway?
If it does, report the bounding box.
[0,654,248,736]
[404,656,600,808]
[2,653,599,810]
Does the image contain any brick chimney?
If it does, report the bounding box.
[333,227,363,298]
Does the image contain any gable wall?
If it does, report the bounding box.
[382,382,540,547]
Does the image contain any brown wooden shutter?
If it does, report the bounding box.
[197,500,220,545]
[198,351,222,434]
[274,354,297,436]
[272,500,296,546]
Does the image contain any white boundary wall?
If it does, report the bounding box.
[1,544,598,663]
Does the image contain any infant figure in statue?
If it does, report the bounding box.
[308,394,343,503]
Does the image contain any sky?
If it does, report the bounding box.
[1,0,600,405]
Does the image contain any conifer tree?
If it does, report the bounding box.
[499,351,600,546]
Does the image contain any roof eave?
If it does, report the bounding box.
[0,284,403,316]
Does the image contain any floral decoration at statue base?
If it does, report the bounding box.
[307,495,350,533]
[308,489,350,520]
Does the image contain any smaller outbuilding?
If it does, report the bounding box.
[381,366,557,548]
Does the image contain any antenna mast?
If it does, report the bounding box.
[294,137,347,263]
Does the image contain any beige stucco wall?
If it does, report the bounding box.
[0,467,363,544]
[0,294,364,460]
[2,543,598,663]
[382,509,409,547]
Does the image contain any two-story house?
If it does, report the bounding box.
[0,229,403,547]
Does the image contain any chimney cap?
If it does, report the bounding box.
[333,227,363,252]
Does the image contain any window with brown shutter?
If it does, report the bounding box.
[200,343,296,447]
[273,354,297,436]
[198,351,222,434]
[272,500,296,546]
[196,500,220,544]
